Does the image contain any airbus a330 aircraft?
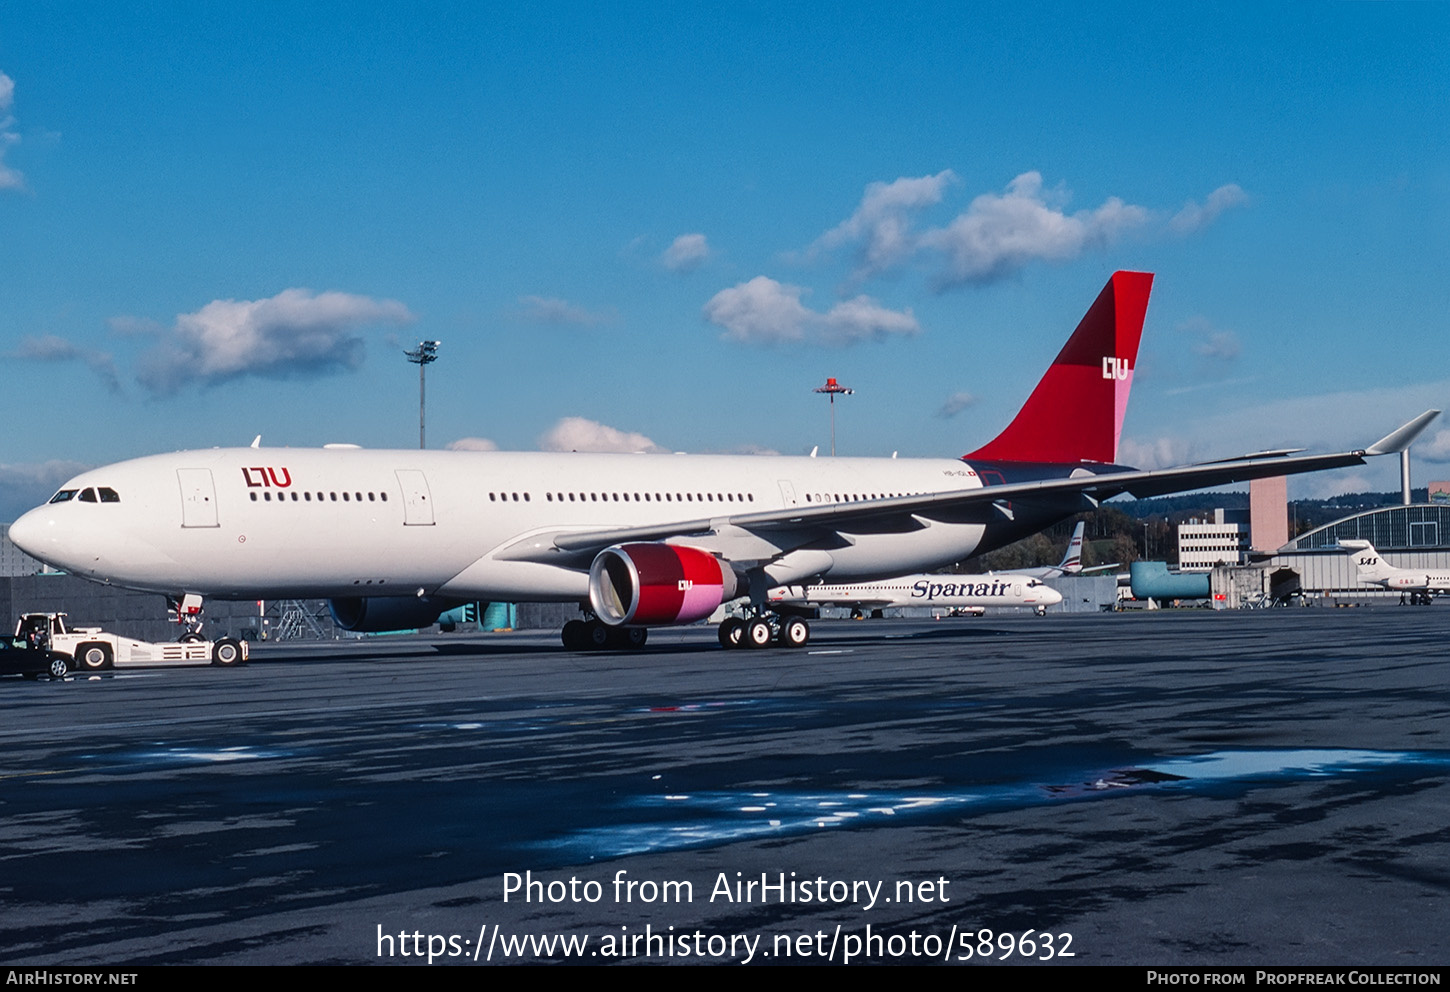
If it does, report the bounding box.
[767,572,1063,620]
[8,272,1440,651]
[1342,540,1449,604]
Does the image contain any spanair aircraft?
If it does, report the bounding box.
[7,272,1441,652]
[1341,540,1450,603]
[1005,520,1118,579]
[767,572,1063,619]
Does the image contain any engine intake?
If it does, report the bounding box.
[589,543,738,626]
[329,595,459,632]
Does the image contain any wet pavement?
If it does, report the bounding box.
[0,608,1446,965]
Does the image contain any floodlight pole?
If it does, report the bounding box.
[812,377,854,457]
[405,340,440,449]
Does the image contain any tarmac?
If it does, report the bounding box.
[0,607,1446,966]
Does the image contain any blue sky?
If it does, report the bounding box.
[2,2,1447,519]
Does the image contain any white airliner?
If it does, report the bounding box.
[7,272,1440,651]
[1341,540,1449,603]
[1006,520,1119,579]
[767,572,1063,619]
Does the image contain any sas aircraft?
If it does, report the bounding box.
[1342,540,1449,604]
[8,272,1440,651]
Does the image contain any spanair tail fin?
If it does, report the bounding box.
[1058,521,1086,573]
[965,270,1153,465]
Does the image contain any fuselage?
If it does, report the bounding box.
[8,445,1084,602]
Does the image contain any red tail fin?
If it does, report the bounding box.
[965,271,1152,465]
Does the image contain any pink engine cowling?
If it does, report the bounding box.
[589,543,738,626]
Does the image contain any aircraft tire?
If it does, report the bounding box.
[780,616,810,648]
[622,627,648,649]
[743,618,773,649]
[77,643,111,671]
[212,638,244,666]
[585,620,611,650]
[561,619,587,650]
[180,632,205,643]
[718,618,744,649]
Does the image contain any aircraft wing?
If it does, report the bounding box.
[529,411,1437,564]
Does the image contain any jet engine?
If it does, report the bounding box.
[589,543,738,626]
[329,595,461,633]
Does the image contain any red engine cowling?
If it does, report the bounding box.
[589,543,738,626]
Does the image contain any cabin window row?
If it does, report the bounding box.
[249,491,389,503]
[539,491,756,504]
[804,492,913,503]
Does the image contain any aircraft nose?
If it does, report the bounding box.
[7,507,46,559]
[1040,586,1064,605]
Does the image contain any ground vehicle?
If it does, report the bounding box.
[13,613,247,671]
[0,636,70,680]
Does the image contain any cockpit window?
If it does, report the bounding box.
[48,490,79,504]
[98,487,120,503]
[78,488,98,503]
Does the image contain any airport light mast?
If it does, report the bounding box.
[405,340,440,449]
[813,376,854,457]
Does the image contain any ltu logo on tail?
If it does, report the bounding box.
[1102,357,1132,380]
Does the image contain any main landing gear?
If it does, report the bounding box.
[561,617,648,651]
[717,613,810,650]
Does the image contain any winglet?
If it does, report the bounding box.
[965,271,1153,465]
[1365,410,1440,455]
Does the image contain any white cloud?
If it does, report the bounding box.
[8,334,120,391]
[702,276,918,346]
[1419,429,1450,463]
[798,172,1248,293]
[517,295,614,326]
[1170,184,1249,235]
[936,391,977,418]
[810,171,956,281]
[661,233,711,272]
[135,288,414,396]
[445,437,499,451]
[1194,330,1242,361]
[1178,316,1242,362]
[917,172,1150,288]
[538,417,666,453]
[1294,471,1379,501]
[1118,436,1197,470]
[0,71,25,192]
[0,459,90,522]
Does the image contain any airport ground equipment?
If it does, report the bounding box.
[13,613,247,670]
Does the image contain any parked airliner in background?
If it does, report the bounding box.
[7,272,1439,651]
[1006,521,1119,580]
[768,571,1062,620]
[1342,540,1449,604]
